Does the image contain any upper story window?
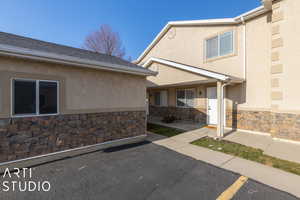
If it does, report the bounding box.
[205,30,234,60]
[12,79,59,116]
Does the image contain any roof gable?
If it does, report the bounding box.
[135,5,269,64]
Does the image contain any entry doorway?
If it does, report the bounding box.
[207,87,217,125]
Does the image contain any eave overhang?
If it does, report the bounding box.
[143,57,244,83]
[0,44,157,76]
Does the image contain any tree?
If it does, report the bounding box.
[83,24,126,58]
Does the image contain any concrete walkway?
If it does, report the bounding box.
[149,118,300,164]
[152,127,300,198]
[225,131,300,164]
[148,117,205,131]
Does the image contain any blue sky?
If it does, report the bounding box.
[0,0,261,60]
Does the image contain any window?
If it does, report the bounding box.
[154,92,161,106]
[153,91,168,106]
[176,89,195,108]
[13,79,59,116]
[39,81,58,114]
[206,36,218,59]
[205,31,234,60]
[13,80,36,115]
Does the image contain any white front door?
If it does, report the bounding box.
[207,87,217,125]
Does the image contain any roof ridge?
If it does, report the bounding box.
[0,31,155,75]
[0,31,129,63]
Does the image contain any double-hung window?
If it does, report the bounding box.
[205,30,234,60]
[12,79,59,116]
[153,90,168,106]
[176,89,195,108]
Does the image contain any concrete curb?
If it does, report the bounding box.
[0,135,146,173]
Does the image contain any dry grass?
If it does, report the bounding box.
[191,137,300,176]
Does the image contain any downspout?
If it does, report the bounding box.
[220,81,231,138]
[241,16,247,80]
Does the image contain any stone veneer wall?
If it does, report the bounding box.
[0,111,146,163]
[270,112,300,141]
[149,106,207,125]
[226,109,300,142]
[226,109,271,133]
[150,105,300,142]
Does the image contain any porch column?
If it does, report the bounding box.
[217,81,223,138]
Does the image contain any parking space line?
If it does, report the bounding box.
[216,176,248,200]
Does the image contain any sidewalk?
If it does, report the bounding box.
[225,130,300,164]
[149,118,300,164]
[152,128,300,198]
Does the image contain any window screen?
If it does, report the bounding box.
[220,31,233,56]
[13,80,36,115]
[176,90,185,107]
[39,81,58,114]
[185,90,195,107]
[206,36,218,59]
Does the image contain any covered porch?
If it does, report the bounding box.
[145,58,244,138]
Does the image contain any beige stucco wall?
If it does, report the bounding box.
[140,25,243,78]
[148,84,209,109]
[227,13,272,111]
[147,63,210,87]
[0,56,146,118]
[140,12,273,112]
[276,0,300,112]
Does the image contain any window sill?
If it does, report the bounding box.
[204,52,236,63]
[176,106,195,109]
[11,113,59,118]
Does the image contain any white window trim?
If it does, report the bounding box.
[11,78,60,118]
[205,30,235,60]
[176,88,195,108]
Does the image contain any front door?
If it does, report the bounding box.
[207,87,217,125]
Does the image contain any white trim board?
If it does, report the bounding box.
[143,57,232,81]
[135,5,269,63]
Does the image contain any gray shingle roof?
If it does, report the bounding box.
[0,31,149,73]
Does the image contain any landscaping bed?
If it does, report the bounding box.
[147,123,184,137]
[191,137,300,176]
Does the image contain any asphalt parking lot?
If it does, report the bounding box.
[0,135,298,200]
